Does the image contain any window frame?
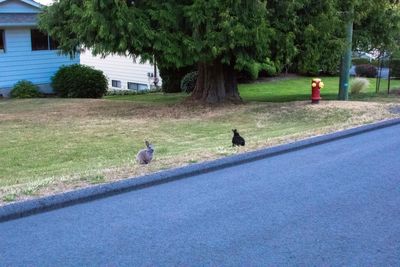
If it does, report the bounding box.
[31,29,59,51]
[111,80,122,88]
[127,82,148,91]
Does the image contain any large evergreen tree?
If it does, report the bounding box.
[39,0,271,104]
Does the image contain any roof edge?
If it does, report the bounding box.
[0,0,43,9]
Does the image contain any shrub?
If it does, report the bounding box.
[238,60,277,82]
[352,58,371,66]
[350,77,370,94]
[180,71,198,93]
[355,64,377,78]
[106,86,162,96]
[258,61,277,77]
[159,65,195,93]
[352,58,380,67]
[10,80,41,98]
[51,64,108,98]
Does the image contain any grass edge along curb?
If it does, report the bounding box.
[1,118,400,222]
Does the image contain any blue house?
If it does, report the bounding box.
[0,0,79,96]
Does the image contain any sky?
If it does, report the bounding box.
[36,0,54,5]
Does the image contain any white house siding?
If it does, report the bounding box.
[80,51,160,91]
[0,27,79,95]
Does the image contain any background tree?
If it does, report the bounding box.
[267,0,400,76]
[352,0,400,56]
[39,0,271,104]
[267,0,301,75]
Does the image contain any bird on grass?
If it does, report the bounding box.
[232,129,245,147]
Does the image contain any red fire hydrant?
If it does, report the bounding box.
[311,78,324,104]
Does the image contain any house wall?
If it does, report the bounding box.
[0,27,79,96]
[80,51,160,91]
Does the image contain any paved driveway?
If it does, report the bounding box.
[1,124,400,266]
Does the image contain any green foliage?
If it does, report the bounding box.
[259,60,277,77]
[352,58,380,67]
[390,59,400,78]
[268,0,400,76]
[353,1,400,53]
[51,64,108,98]
[10,80,41,98]
[106,87,161,96]
[238,59,277,81]
[268,0,346,75]
[298,2,345,75]
[181,71,198,93]
[38,0,400,84]
[350,77,370,94]
[352,58,372,66]
[159,65,194,93]
[39,0,271,75]
[355,64,377,78]
[267,1,301,73]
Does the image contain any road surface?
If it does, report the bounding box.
[1,124,400,266]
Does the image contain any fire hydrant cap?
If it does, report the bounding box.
[312,82,317,88]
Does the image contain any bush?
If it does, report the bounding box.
[106,87,161,96]
[350,78,370,94]
[10,80,41,98]
[258,61,277,77]
[159,65,195,93]
[355,64,377,78]
[180,71,198,93]
[238,60,277,82]
[352,58,371,66]
[51,64,108,98]
[352,58,380,68]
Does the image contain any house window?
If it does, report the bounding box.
[0,30,5,53]
[112,80,121,88]
[49,37,59,50]
[31,29,48,50]
[31,29,59,51]
[127,82,148,91]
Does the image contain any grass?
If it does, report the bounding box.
[104,92,185,104]
[104,76,400,103]
[239,76,400,102]
[1,76,400,203]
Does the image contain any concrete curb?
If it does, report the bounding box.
[1,118,400,222]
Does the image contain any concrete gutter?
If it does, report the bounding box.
[1,118,400,222]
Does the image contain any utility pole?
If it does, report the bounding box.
[338,4,354,100]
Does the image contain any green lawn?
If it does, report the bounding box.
[239,76,400,102]
[104,76,400,103]
[1,76,399,203]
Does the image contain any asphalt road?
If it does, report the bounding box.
[1,124,400,266]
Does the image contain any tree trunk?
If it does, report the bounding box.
[190,60,242,104]
[224,63,242,103]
